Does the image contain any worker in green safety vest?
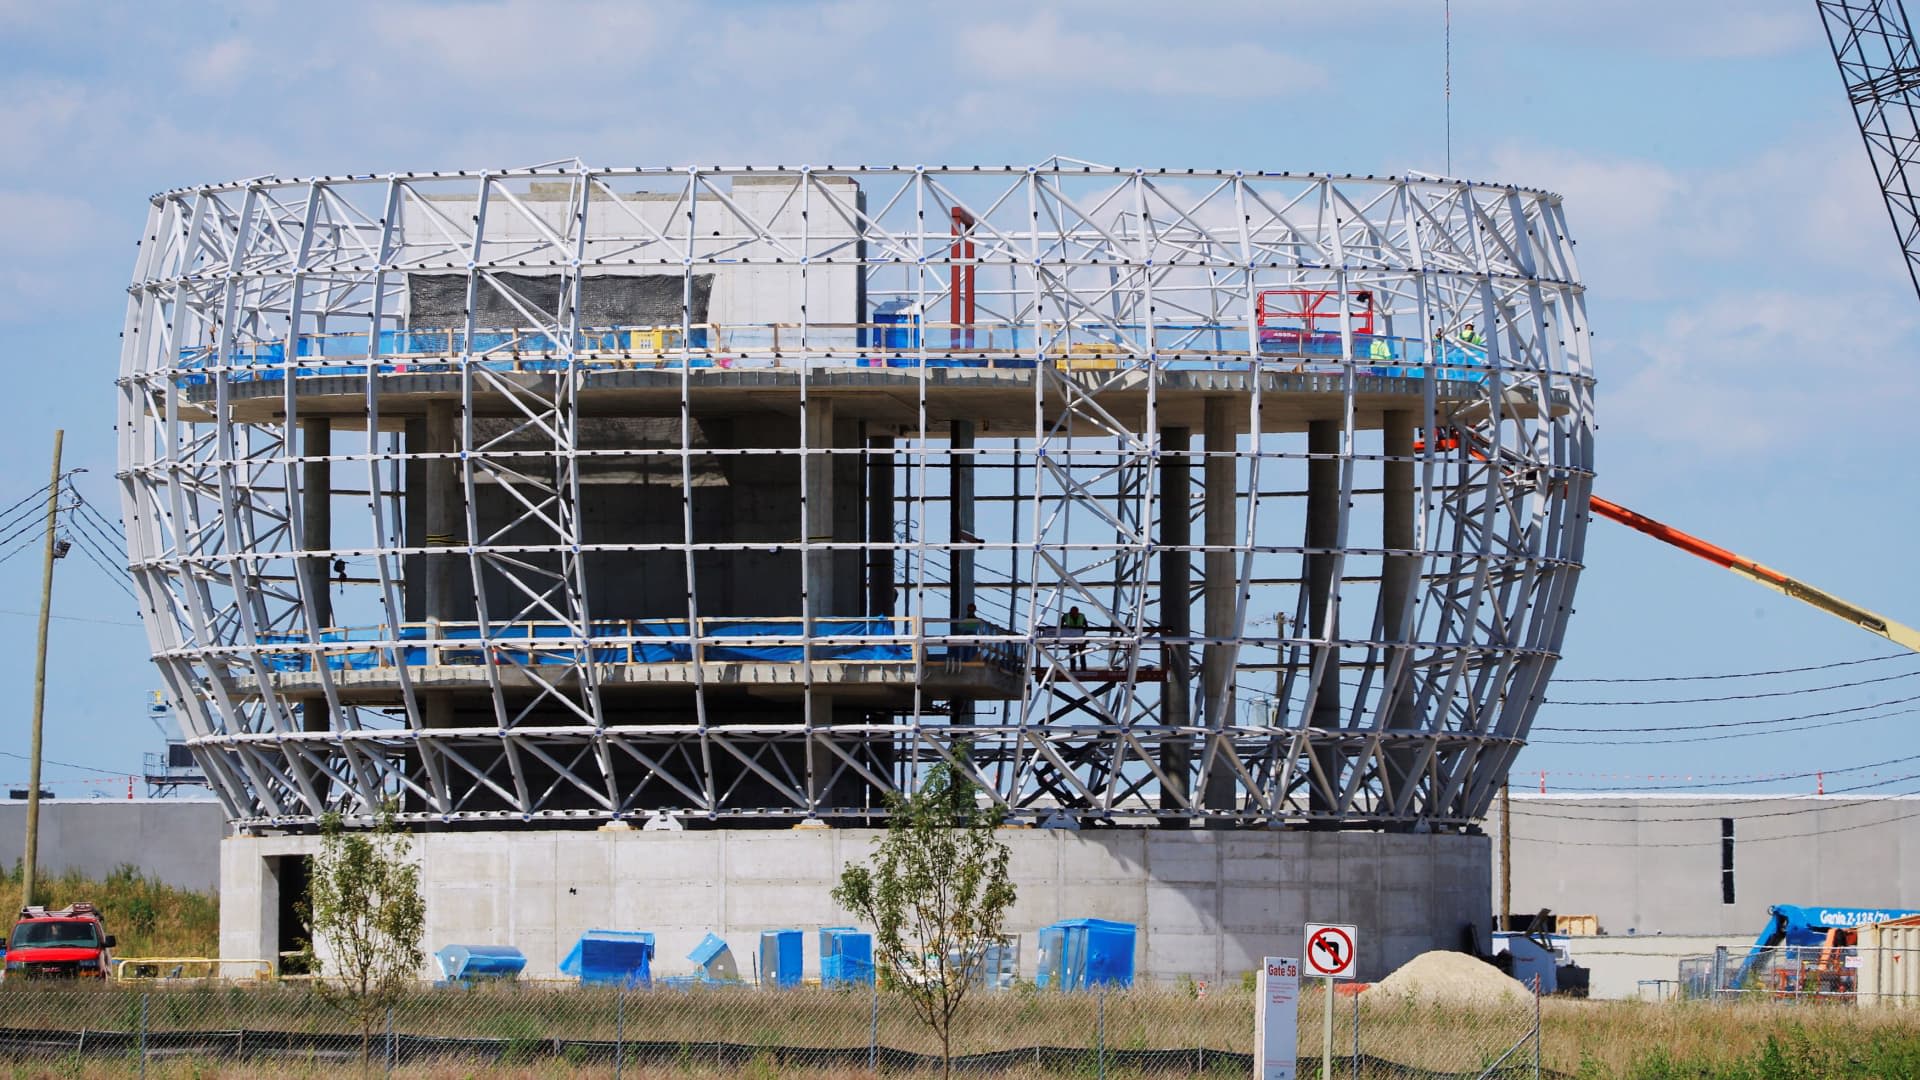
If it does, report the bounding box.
[1060,605,1090,671]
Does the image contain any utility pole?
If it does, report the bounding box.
[22,429,62,910]
[1499,780,1512,933]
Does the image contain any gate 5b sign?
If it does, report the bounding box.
[1254,956,1300,1080]
[1303,923,1357,979]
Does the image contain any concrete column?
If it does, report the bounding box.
[1380,412,1421,798]
[803,397,835,618]
[1157,426,1193,823]
[833,419,865,617]
[422,400,458,627]
[299,417,332,631]
[300,418,332,738]
[1200,400,1238,821]
[423,400,458,730]
[1305,419,1343,818]
[949,420,976,620]
[948,420,976,728]
[867,434,896,618]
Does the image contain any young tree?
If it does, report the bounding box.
[832,756,1016,1079]
[302,808,426,1073]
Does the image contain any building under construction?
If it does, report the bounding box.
[117,161,1593,978]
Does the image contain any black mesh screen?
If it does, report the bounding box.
[406,272,712,329]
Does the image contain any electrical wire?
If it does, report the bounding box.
[1534,690,1920,735]
[1556,652,1916,684]
[1508,802,1920,847]
[0,748,129,776]
[1538,751,1920,793]
[1543,666,1920,706]
[1530,704,1920,746]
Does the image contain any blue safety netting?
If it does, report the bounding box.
[705,619,910,662]
[559,930,654,987]
[171,323,1494,386]
[1035,918,1135,991]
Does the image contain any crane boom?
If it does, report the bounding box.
[1589,495,1920,654]
[1820,0,1920,302]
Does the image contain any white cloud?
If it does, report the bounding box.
[957,11,1326,97]
[184,37,256,91]
[1604,288,1920,459]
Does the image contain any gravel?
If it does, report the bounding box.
[1363,950,1531,1007]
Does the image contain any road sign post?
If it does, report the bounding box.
[1254,956,1299,1080]
[1303,924,1358,1080]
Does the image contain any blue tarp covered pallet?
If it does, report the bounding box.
[1035,918,1135,991]
[559,930,655,987]
[435,944,526,984]
[819,927,874,988]
[759,929,803,988]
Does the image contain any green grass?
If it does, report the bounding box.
[0,863,218,960]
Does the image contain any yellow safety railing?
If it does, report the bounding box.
[113,956,275,981]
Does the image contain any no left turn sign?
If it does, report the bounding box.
[1303,923,1357,979]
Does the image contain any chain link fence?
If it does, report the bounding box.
[0,981,1546,1078]
[1682,944,1920,1005]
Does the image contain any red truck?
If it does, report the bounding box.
[3,903,116,979]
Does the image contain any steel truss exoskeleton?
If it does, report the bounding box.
[117,160,1594,830]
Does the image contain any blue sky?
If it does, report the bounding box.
[0,0,1914,799]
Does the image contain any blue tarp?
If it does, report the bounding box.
[1036,918,1135,991]
[704,619,910,662]
[559,930,655,987]
[819,927,874,988]
[759,929,803,988]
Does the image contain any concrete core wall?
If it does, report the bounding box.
[223,827,1487,984]
[0,800,226,892]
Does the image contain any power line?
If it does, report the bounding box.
[1530,704,1920,746]
[1556,652,1916,684]
[1536,690,1920,735]
[1543,666,1920,706]
[1509,801,1920,848]
[1506,773,1920,824]
[1538,751,1920,793]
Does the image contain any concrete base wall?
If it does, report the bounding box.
[222,827,1487,984]
[0,799,224,892]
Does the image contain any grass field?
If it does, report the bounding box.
[0,864,218,960]
[0,982,1915,1078]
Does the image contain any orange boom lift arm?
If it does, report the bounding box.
[1588,495,1920,654]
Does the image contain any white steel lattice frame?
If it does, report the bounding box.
[116,160,1595,831]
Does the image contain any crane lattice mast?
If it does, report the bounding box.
[1821,0,1920,301]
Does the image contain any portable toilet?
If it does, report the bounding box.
[688,932,741,983]
[1035,919,1135,990]
[435,945,527,985]
[759,928,804,988]
[820,927,875,988]
[872,299,922,359]
[559,930,655,987]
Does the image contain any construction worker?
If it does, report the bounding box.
[1061,605,1090,671]
[1459,321,1486,348]
[955,603,981,662]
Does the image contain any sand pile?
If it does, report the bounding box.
[1362,950,1530,1007]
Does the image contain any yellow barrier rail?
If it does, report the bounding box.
[113,956,274,982]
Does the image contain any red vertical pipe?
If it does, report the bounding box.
[950,207,977,350]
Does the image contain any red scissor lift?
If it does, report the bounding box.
[1255,288,1378,358]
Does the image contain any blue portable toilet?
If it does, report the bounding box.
[820,927,875,988]
[559,930,655,987]
[435,945,527,985]
[759,928,804,988]
[1035,919,1135,990]
[688,932,742,983]
[873,299,922,357]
